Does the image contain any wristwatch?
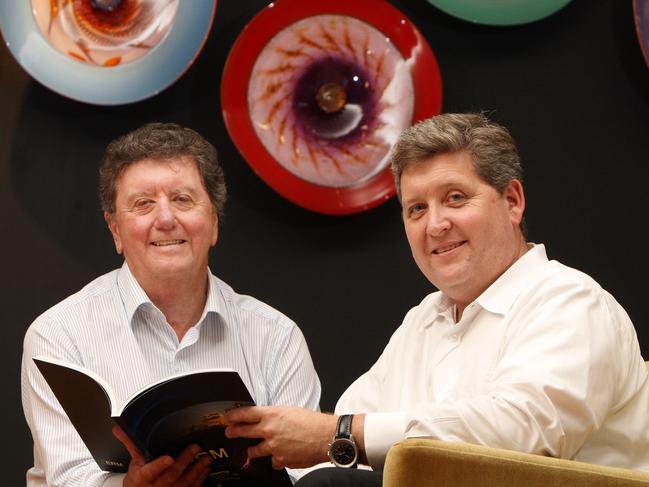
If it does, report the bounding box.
[328,414,358,468]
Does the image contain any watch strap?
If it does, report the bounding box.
[335,414,353,440]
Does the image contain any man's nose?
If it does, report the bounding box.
[154,200,176,229]
[426,208,451,237]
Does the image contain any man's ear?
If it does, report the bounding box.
[210,212,219,247]
[503,179,526,226]
[104,212,123,254]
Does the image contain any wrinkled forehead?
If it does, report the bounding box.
[114,156,203,194]
[118,154,198,174]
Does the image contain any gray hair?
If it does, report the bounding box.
[99,123,226,218]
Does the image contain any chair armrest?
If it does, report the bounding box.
[383,439,649,487]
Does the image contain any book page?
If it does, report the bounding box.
[33,355,121,415]
[119,367,239,415]
[33,355,131,471]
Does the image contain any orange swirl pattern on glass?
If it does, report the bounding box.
[31,0,179,66]
[248,15,414,188]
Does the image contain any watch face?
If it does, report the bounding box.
[331,438,357,467]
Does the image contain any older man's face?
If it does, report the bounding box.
[400,150,526,308]
[104,156,218,286]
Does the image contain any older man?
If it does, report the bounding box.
[21,123,321,487]
[224,113,649,486]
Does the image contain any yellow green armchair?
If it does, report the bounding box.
[383,438,649,486]
[383,363,649,487]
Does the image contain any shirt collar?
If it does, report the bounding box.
[431,293,455,315]
[117,262,223,328]
[475,243,549,316]
[424,243,549,327]
[419,293,456,330]
[198,270,223,325]
[117,262,152,326]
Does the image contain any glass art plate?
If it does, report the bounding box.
[221,0,442,215]
[0,0,216,105]
[426,0,573,26]
[635,0,649,68]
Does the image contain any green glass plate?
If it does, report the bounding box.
[426,0,573,26]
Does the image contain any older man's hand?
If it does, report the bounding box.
[224,406,338,470]
[112,425,212,487]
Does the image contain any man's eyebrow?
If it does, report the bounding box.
[124,191,153,201]
[401,194,423,207]
[401,180,468,204]
[124,187,199,199]
[169,187,199,195]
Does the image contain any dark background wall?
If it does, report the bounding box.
[2,0,648,484]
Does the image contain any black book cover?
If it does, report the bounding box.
[34,356,291,486]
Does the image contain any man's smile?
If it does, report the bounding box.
[151,239,186,247]
[432,241,466,255]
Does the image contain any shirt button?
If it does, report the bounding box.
[450,334,460,341]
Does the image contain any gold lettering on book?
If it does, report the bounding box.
[204,412,227,427]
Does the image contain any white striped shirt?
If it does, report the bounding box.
[21,263,321,487]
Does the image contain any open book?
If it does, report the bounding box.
[34,356,291,486]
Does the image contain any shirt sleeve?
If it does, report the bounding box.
[264,317,321,412]
[336,275,646,470]
[22,316,121,487]
[335,330,409,469]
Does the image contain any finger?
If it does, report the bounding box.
[190,465,212,487]
[112,425,145,464]
[175,444,204,473]
[224,405,265,424]
[181,454,212,487]
[135,455,174,483]
[156,444,202,484]
[247,441,272,459]
[271,456,286,470]
[225,422,268,440]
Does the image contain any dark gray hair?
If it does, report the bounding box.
[99,123,226,217]
[391,112,526,236]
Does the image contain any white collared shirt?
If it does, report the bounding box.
[336,244,649,471]
[22,263,321,487]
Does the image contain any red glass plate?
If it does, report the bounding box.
[221,0,442,215]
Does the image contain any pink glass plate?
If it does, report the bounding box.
[221,0,442,215]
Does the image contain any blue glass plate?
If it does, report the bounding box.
[0,0,216,105]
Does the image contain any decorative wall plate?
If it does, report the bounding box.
[426,0,573,26]
[221,0,442,215]
[635,0,649,68]
[0,0,216,105]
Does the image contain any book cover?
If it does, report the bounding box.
[33,356,291,486]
